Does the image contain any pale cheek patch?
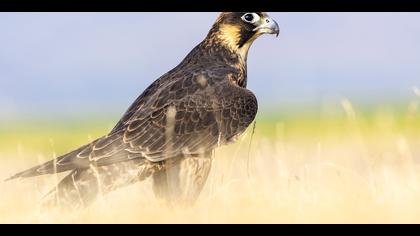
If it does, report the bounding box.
[217,24,241,51]
[216,24,260,61]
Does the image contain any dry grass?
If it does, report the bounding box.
[1,99,420,223]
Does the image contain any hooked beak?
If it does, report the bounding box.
[253,16,280,37]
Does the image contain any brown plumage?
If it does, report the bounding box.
[7,12,279,209]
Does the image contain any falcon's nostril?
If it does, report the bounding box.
[266,19,270,23]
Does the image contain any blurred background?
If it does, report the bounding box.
[1,13,420,223]
[0,12,419,120]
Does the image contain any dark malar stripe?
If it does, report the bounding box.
[237,29,257,49]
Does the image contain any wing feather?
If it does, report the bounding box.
[7,67,257,180]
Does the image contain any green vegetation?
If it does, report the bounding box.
[1,103,419,159]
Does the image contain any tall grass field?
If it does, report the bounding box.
[1,97,419,223]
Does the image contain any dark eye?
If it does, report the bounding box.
[241,13,260,24]
[244,14,253,22]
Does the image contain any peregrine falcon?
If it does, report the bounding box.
[7,12,279,209]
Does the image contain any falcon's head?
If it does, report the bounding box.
[207,12,279,58]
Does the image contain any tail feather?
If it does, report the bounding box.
[4,164,45,181]
[5,159,69,181]
[5,143,92,181]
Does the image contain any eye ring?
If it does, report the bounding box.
[241,13,260,24]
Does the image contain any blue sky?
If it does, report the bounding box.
[0,12,419,119]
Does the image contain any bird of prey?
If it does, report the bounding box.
[7,12,279,209]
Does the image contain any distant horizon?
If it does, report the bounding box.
[1,12,419,120]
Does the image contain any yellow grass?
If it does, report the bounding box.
[1,99,420,223]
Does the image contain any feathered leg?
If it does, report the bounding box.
[152,152,213,207]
